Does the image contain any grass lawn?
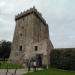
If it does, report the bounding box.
[23,68,75,75]
[0,63,22,69]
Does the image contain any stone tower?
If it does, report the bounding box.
[9,7,53,67]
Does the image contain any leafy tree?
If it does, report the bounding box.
[0,40,11,60]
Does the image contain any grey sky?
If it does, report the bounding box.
[0,0,75,48]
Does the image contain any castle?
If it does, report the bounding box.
[9,7,53,67]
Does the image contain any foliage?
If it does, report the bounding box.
[50,49,75,70]
[0,40,11,60]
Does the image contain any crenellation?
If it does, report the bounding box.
[15,7,47,26]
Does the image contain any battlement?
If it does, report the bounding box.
[15,6,48,25]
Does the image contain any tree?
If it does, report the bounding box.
[0,40,11,60]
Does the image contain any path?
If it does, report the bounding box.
[0,68,42,75]
[0,69,28,75]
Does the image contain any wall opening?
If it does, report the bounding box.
[19,46,22,51]
[20,33,22,36]
[35,46,38,51]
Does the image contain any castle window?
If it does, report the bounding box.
[19,46,22,51]
[20,33,22,36]
[35,46,38,51]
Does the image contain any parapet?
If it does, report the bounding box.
[15,6,48,26]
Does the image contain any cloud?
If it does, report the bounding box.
[0,0,75,48]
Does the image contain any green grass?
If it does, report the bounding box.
[0,63,22,69]
[23,68,75,75]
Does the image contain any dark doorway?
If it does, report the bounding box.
[36,54,42,67]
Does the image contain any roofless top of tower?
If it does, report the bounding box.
[15,6,48,25]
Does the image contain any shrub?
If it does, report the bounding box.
[50,49,75,70]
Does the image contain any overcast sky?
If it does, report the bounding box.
[0,0,75,48]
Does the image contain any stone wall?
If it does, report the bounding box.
[9,7,54,67]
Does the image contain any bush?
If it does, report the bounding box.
[50,49,75,70]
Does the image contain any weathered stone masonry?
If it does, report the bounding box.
[9,7,54,67]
